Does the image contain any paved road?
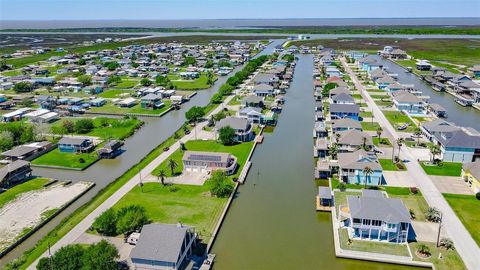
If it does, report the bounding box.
[28,95,235,270]
[341,58,480,270]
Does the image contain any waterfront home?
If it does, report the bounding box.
[375,76,397,90]
[462,161,480,193]
[344,190,411,243]
[117,97,137,108]
[90,98,106,107]
[358,56,382,72]
[2,108,31,122]
[0,160,32,188]
[97,140,123,159]
[253,73,279,86]
[215,117,254,142]
[237,107,264,124]
[313,121,328,138]
[369,68,388,81]
[392,90,427,115]
[469,65,480,78]
[317,186,333,207]
[253,83,275,97]
[420,119,460,142]
[329,86,350,99]
[331,93,355,105]
[58,137,94,153]
[315,101,323,112]
[241,96,264,108]
[331,118,362,133]
[428,103,447,118]
[389,49,408,60]
[335,129,373,153]
[325,66,342,78]
[336,149,383,185]
[141,94,164,109]
[435,130,480,163]
[1,141,52,161]
[314,138,329,158]
[315,111,325,121]
[416,60,432,71]
[129,223,196,270]
[329,104,360,121]
[346,51,367,61]
[182,151,237,175]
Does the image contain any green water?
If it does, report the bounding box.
[211,55,415,270]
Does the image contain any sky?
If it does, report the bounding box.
[1,0,479,21]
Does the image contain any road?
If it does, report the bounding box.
[341,57,480,270]
[27,95,235,270]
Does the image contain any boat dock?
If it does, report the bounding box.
[316,195,332,212]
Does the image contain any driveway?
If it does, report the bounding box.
[412,221,448,243]
[74,232,133,262]
[383,171,416,187]
[429,176,474,195]
[144,171,210,186]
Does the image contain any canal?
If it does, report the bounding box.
[376,55,480,131]
[0,40,284,266]
[211,54,413,269]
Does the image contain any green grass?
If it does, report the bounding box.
[114,79,139,89]
[373,137,391,146]
[420,162,462,177]
[51,117,143,140]
[379,159,406,171]
[227,96,241,105]
[98,89,134,98]
[31,148,99,169]
[338,228,410,256]
[360,121,380,131]
[89,101,171,115]
[113,183,227,241]
[351,94,363,100]
[0,178,51,209]
[444,193,480,246]
[388,191,429,222]
[1,69,23,76]
[375,100,393,107]
[152,140,254,179]
[409,242,466,270]
[370,94,389,99]
[171,74,215,90]
[382,110,416,132]
[359,111,372,118]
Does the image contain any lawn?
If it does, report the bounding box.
[379,159,406,171]
[32,148,99,169]
[373,137,391,146]
[375,100,393,107]
[382,110,416,132]
[113,183,227,241]
[360,121,381,131]
[0,178,51,209]
[338,228,410,257]
[171,74,215,90]
[370,94,389,99]
[227,96,241,105]
[333,190,360,213]
[444,193,480,246]
[359,111,372,118]
[152,140,254,178]
[409,241,466,270]
[113,79,138,89]
[89,101,171,115]
[388,191,429,222]
[98,89,134,98]
[420,162,462,177]
[51,117,143,140]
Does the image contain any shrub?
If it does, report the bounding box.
[218,126,236,146]
[92,208,117,236]
[13,81,33,93]
[79,158,85,163]
[439,238,455,250]
[409,209,416,219]
[74,119,94,134]
[337,182,346,192]
[116,205,149,235]
[425,207,441,223]
[208,171,234,198]
[476,192,480,200]
[410,187,418,194]
[416,244,431,256]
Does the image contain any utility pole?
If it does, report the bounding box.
[138,167,143,193]
[436,211,443,247]
[48,242,52,270]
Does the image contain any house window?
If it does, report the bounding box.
[353,218,361,224]
[362,219,371,226]
[387,223,396,229]
[372,220,382,226]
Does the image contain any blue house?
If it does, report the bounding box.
[470,65,480,78]
[90,98,106,107]
[337,150,384,185]
[329,104,360,120]
[58,137,93,153]
[392,91,426,115]
[375,76,396,90]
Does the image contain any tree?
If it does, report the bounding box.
[74,119,94,134]
[185,106,205,123]
[116,205,149,235]
[13,82,33,93]
[0,131,14,151]
[416,244,431,256]
[210,93,223,104]
[37,244,84,270]
[376,126,383,140]
[208,171,234,198]
[158,169,167,185]
[168,159,178,176]
[429,144,441,164]
[107,75,122,86]
[140,78,153,86]
[92,208,117,236]
[104,61,119,71]
[322,82,338,96]
[77,58,86,65]
[155,75,171,86]
[395,138,404,162]
[218,83,234,95]
[413,128,422,145]
[425,207,441,223]
[82,240,119,270]
[218,126,236,146]
[184,56,196,66]
[77,75,92,86]
[62,119,75,134]
[329,143,339,160]
[363,166,373,189]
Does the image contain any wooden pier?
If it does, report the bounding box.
[316,196,332,212]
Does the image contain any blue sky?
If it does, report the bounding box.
[1,0,479,20]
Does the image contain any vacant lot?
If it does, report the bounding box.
[32,148,99,169]
[444,193,480,246]
[51,117,143,140]
[420,162,462,177]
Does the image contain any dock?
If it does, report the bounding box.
[316,196,332,212]
[255,135,264,143]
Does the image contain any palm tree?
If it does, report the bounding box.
[429,144,441,164]
[376,127,383,141]
[335,133,341,143]
[396,138,404,162]
[413,128,422,146]
[329,143,339,160]
[158,169,166,185]
[168,159,178,176]
[363,166,373,189]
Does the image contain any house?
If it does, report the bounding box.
[329,86,350,99]
[0,160,33,188]
[375,76,397,90]
[129,223,196,270]
[390,49,408,60]
[325,66,342,78]
[344,190,411,243]
[237,107,263,124]
[420,119,460,142]
[331,93,355,105]
[335,129,373,152]
[416,60,432,71]
[118,97,137,108]
[241,96,264,108]
[90,98,106,107]
[141,94,164,109]
[317,186,333,207]
[2,108,31,122]
[57,137,94,153]
[462,161,480,193]
[329,104,360,120]
[392,90,426,115]
[337,149,383,185]
[253,84,274,97]
[253,73,278,86]
[435,130,480,163]
[33,112,60,123]
[469,65,480,78]
[1,141,52,161]
[314,138,329,158]
[182,151,237,175]
[215,117,254,142]
[428,103,447,118]
[97,140,123,159]
[313,121,328,138]
[331,118,362,133]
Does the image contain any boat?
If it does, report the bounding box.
[406,67,413,73]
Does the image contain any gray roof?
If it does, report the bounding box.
[318,186,332,199]
[330,104,360,114]
[241,96,264,104]
[141,93,161,101]
[0,160,31,181]
[463,161,480,180]
[254,73,277,83]
[2,145,37,158]
[337,149,382,171]
[337,129,373,146]
[253,83,274,92]
[58,137,90,145]
[130,223,192,263]
[332,118,362,130]
[421,119,459,133]
[392,91,421,103]
[347,194,411,224]
[215,117,249,131]
[183,151,231,163]
[329,86,350,96]
[429,103,446,112]
[332,93,354,103]
[437,130,480,149]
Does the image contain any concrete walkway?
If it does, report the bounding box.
[341,58,480,270]
[28,95,235,270]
